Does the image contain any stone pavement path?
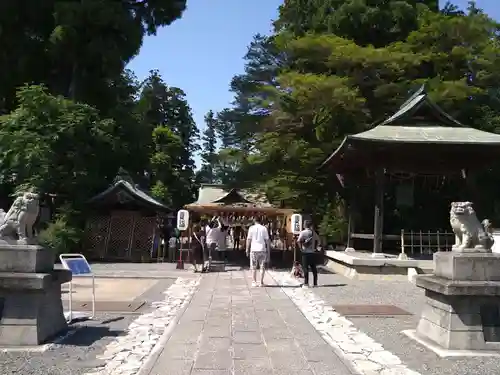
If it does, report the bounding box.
[147,270,355,375]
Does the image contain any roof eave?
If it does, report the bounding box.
[318,136,351,170]
[88,181,171,212]
[212,188,253,204]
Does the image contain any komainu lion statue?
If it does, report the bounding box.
[0,192,40,244]
[450,201,494,252]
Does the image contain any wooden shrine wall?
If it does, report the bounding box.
[84,210,157,261]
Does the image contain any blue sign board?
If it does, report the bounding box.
[65,258,91,275]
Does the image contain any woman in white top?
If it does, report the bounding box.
[204,218,221,271]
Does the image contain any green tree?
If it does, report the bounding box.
[0,1,187,114]
[0,85,115,204]
[220,0,500,241]
[0,1,192,253]
[198,110,218,183]
[274,0,439,46]
[150,126,183,207]
[138,70,200,207]
[213,148,245,186]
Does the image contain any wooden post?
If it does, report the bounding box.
[373,169,385,255]
[346,210,353,248]
[293,234,298,264]
[186,226,191,265]
[176,230,185,269]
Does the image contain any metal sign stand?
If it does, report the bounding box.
[59,253,95,323]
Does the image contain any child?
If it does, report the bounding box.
[290,261,304,279]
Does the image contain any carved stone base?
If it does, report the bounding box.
[433,251,500,281]
[0,270,71,346]
[416,289,500,351]
[413,251,500,351]
[0,244,54,273]
[451,246,492,254]
[0,245,71,346]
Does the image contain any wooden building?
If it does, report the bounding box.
[84,179,172,261]
[185,184,295,254]
[320,85,500,256]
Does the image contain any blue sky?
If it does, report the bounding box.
[127,0,283,138]
[127,0,498,166]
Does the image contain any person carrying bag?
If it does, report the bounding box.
[297,220,318,288]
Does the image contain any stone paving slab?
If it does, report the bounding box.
[270,270,421,375]
[148,271,355,375]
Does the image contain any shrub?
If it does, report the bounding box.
[38,217,82,255]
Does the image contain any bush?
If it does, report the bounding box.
[318,195,348,244]
[38,218,82,255]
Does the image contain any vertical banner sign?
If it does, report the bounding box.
[291,214,303,235]
[177,209,189,231]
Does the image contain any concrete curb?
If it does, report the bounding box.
[136,276,201,375]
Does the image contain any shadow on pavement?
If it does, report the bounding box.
[315,284,347,287]
[61,326,124,347]
[101,316,125,324]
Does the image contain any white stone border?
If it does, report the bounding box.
[269,271,421,375]
[85,276,200,375]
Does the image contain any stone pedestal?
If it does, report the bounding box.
[0,244,72,346]
[414,251,500,351]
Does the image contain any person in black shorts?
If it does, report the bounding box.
[233,225,242,251]
[190,224,205,272]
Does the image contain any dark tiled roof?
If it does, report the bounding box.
[88,180,171,212]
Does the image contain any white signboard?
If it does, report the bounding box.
[177,209,189,231]
[291,214,303,235]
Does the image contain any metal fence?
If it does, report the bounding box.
[399,229,455,258]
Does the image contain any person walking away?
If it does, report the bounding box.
[190,224,205,272]
[205,219,221,271]
[232,225,242,251]
[168,236,177,262]
[297,220,318,288]
[246,217,270,287]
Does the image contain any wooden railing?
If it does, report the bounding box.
[399,229,454,258]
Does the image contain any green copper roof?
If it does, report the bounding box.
[320,85,500,169]
[351,125,500,144]
[349,84,500,143]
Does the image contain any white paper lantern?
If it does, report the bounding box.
[177,209,189,231]
[290,214,302,235]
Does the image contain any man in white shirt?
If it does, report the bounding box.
[246,217,270,287]
[205,218,221,271]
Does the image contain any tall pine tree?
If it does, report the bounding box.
[198,110,218,183]
[137,70,199,208]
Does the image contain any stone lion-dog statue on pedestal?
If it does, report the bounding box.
[0,192,40,244]
[450,201,493,252]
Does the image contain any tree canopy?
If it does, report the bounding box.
[2,0,500,249]
[201,0,500,243]
[0,0,196,250]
